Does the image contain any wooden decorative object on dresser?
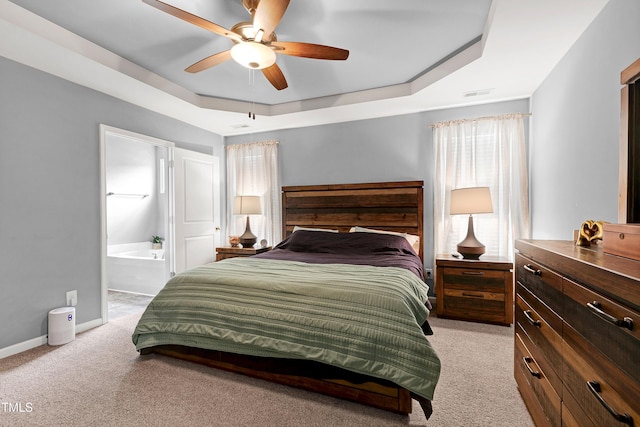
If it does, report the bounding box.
[215,246,271,261]
[514,239,639,427]
[435,255,513,326]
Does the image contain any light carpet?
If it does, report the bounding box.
[0,313,534,427]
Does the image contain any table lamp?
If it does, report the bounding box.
[449,187,493,259]
[234,195,262,247]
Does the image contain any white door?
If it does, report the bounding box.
[173,148,221,274]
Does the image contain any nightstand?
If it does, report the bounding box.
[215,246,271,261]
[435,255,513,326]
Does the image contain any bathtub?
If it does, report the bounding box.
[107,242,169,295]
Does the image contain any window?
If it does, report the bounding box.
[433,114,530,260]
[226,141,281,246]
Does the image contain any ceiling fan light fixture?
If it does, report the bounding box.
[230,42,276,69]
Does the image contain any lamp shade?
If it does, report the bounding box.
[230,42,276,70]
[234,195,262,215]
[449,187,493,215]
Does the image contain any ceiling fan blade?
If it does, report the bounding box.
[185,50,232,73]
[142,0,241,42]
[271,41,349,60]
[262,63,288,90]
[253,0,290,40]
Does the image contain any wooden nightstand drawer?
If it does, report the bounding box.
[441,267,507,291]
[442,288,505,323]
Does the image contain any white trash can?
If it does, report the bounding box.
[48,307,76,346]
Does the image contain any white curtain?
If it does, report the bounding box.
[226,140,281,247]
[433,114,530,261]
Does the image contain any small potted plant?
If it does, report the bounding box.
[151,235,164,249]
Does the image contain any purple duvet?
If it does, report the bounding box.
[254,230,424,280]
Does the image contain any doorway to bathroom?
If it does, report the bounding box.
[99,125,221,323]
[100,126,174,322]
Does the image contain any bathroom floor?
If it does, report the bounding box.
[108,290,154,320]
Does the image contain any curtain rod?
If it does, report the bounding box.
[226,140,279,150]
[430,113,532,128]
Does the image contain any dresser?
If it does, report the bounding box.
[514,240,639,427]
[435,255,513,326]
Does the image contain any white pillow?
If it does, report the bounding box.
[350,226,421,253]
[293,226,339,233]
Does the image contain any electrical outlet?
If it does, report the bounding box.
[425,269,433,279]
[66,290,77,307]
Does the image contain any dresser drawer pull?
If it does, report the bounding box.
[587,381,634,425]
[523,310,542,327]
[461,271,485,277]
[523,264,541,276]
[523,357,541,378]
[587,301,634,330]
[461,292,485,299]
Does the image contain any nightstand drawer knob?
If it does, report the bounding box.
[462,292,485,299]
[461,271,485,276]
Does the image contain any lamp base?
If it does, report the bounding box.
[456,244,485,260]
[456,215,486,260]
[239,215,257,248]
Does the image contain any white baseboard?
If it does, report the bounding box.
[0,335,48,359]
[0,318,105,359]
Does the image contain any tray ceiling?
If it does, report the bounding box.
[1,0,610,135]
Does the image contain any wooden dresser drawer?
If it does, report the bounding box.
[515,332,561,427]
[562,278,640,383]
[562,325,639,427]
[561,396,598,427]
[515,293,563,395]
[515,253,564,317]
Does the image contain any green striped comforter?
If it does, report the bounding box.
[132,257,441,400]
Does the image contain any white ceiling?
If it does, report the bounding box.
[0,0,609,136]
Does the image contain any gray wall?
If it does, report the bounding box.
[0,57,223,349]
[226,99,531,270]
[530,0,640,239]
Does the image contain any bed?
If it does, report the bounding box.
[132,181,439,418]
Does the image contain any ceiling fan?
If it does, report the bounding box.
[142,0,350,91]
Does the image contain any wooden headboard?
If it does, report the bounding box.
[281,181,424,261]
